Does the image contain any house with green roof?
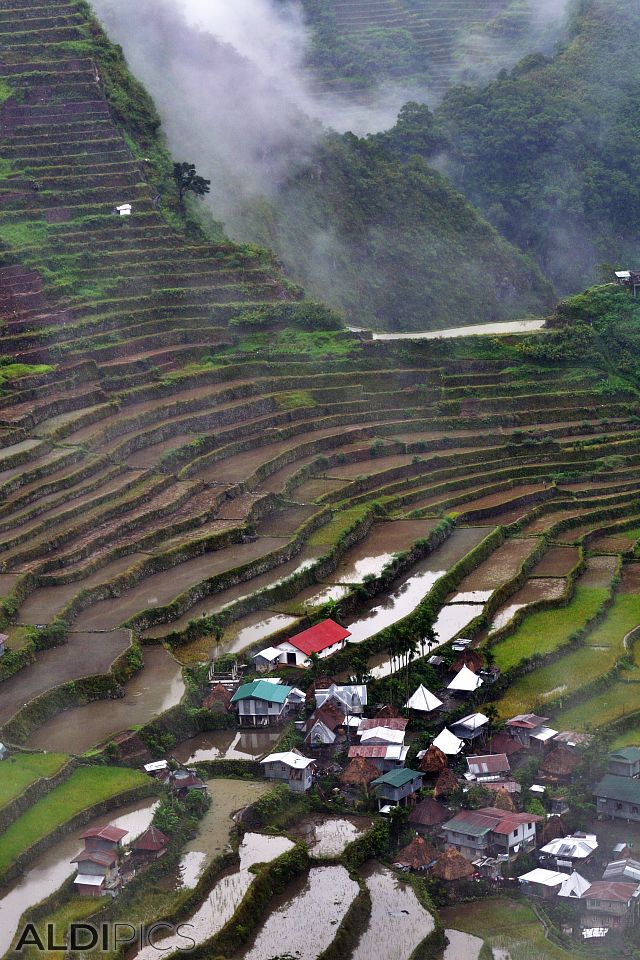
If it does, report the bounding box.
[372,768,423,810]
[230,679,295,727]
[609,748,640,780]
[595,774,640,822]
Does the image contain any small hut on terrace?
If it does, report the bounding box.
[434,768,460,800]
[393,835,439,872]
[408,797,449,834]
[491,787,516,812]
[539,745,581,784]
[451,650,485,674]
[202,684,232,712]
[339,756,380,795]
[432,848,475,881]
[540,815,568,846]
[419,745,448,776]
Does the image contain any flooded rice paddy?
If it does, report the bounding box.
[443,929,484,960]
[351,863,434,960]
[142,549,322,639]
[329,520,440,584]
[0,797,158,956]
[528,546,579,577]
[456,538,536,592]
[176,779,274,889]
[292,816,372,856]
[240,865,359,960]
[134,832,294,960]
[26,647,185,753]
[172,729,280,764]
[219,611,300,655]
[489,578,566,633]
[362,318,546,339]
[72,538,286,631]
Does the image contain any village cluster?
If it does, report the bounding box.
[214,619,640,938]
[44,617,640,942]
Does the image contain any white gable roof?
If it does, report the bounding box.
[519,868,566,887]
[74,874,105,887]
[253,647,283,662]
[315,684,367,710]
[448,665,483,692]
[405,684,443,712]
[261,751,315,770]
[432,727,464,755]
[360,726,405,745]
[454,712,488,730]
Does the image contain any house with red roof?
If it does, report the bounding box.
[275,619,351,667]
[582,880,640,930]
[72,823,128,897]
[131,826,170,864]
[442,807,543,862]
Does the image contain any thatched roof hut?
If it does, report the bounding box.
[419,745,448,775]
[376,704,402,719]
[339,756,379,788]
[408,797,449,830]
[451,650,484,674]
[434,768,459,800]
[539,746,581,783]
[541,815,567,846]
[491,787,516,812]
[393,835,439,871]
[432,848,475,881]
[202,684,232,712]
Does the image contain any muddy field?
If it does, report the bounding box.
[25,646,184,753]
[489,578,567,633]
[528,546,579,577]
[456,538,536,591]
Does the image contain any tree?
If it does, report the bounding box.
[173,162,211,208]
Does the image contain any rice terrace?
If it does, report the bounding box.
[2,0,640,958]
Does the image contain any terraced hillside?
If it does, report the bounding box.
[2,0,640,772]
[301,0,553,95]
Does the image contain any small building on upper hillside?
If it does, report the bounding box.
[582,881,640,930]
[275,619,351,667]
[372,768,423,811]
[168,768,208,797]
[260,750,316,793]
[595,774,640,822]
[466,754,510,783]
[608,747,640,779]
[0,633,7,658]
[0,743,8,761]
[251,647,284,674]
[231,679,295,727]
[538,833,598,873]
